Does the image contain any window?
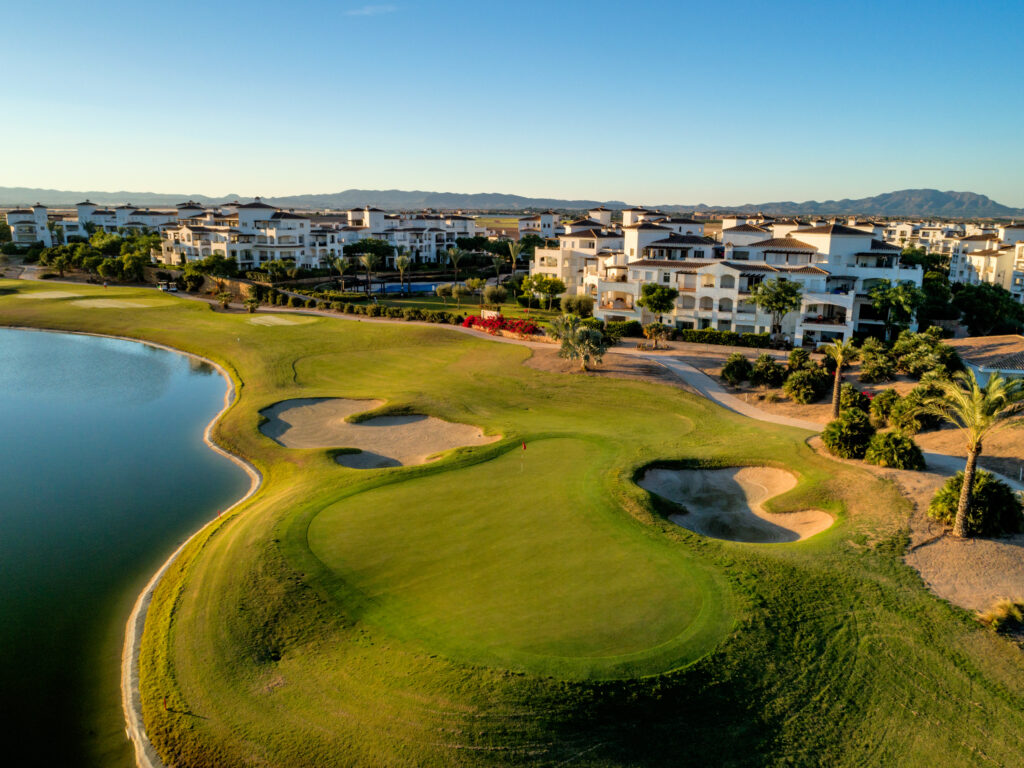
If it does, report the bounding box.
[720,275,736,289]
[701,274,715,287]
[693,250,704,259]
[732,250,749,261]
[662,273,670,283]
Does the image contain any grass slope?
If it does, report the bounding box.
[1,279,1022,768]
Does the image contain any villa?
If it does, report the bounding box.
[5,204,52,248]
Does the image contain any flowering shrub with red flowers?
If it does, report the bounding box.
[462,314,540,337]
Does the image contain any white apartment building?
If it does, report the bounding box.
[535,219,924,346]
[518,210,559,239]
[4,204,52,247]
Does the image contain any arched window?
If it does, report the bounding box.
[720,274,736,289]
[719,298,734,312]
[699,296,714,310]
[681,295,696,309]
[701,274,715,287]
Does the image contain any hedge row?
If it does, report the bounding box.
[671,328,771,348]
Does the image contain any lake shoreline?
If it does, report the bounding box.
[2,326,262,768]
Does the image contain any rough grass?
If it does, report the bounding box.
[2,278,1023,767]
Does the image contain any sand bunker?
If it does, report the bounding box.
[260,398,498,469]
[14,290,80,299]
[638,466,833,543]
[249,315,319,326]
[70,298,176,309]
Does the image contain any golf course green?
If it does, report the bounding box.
[1,279,1022,768]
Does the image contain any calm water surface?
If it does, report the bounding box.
[0,328,250,767]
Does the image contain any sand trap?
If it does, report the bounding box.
[14,290,80,299]
[249,315,319,326]
[70,298,176,309]
[260,398,499,469]
[638,466,833,543]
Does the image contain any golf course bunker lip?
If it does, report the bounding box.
[638,466,833,543]
[70,298,176,308]
[249,314,319,326]
[14,290,81,299]
[259,397,499,469]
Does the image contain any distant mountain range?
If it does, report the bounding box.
[1,186,1020,218]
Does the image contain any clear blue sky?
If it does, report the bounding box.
[2,0,1022,206]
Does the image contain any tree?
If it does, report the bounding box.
[749,278,802,338]
[216,291,233,309]
[823,338,859,419]
[919,370,1024,538]
[435,283,452,305]
[952,282,1024,336]
[50,254,70,278]
[900,246,946,274]
[244,297,260,313]
[507,241,524,279]
[869,279,925,341]
[452,283,471,308]
[446,247,465,283]
[636,283,679,323]
[332,256,351,291]
[822,407,875,459]
[539,276,566,310]
[465,277,485,304]
[343,238,394,260]
[643,322,669,350]
[550,314,609,371]
[395,253,412,294]
[491,255,504,282]
[482,284,507,307]
[359,252,381,296]
[97,257,122,281]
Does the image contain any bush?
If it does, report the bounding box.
[858,337,896,382]
[482,285,507,306]
[721,353,753,386]
[864,431,925,470]
[402,307,424,321]
[343,303,355,314]
[893,327,963,379]
[671,328,770,348]
[750,353,786,388]
[839,383,870,412]
[580,316,604,332]
[928,470,1024,537]
[183,273,205,292]
[330,301,344,312]
[560,294,595,317]
[888,383,943,434]
[305,298,317,308]
[783,368,829,404]
[869,388,900,424]
[822,408,875,459]
[287,295,302,307]
[604,320,644,343]
[788,348,813,372]
[386,307,403,318]
[462,315,540,336]
[366,304,384,317]
[977,599,1024,634]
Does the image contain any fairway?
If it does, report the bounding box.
[1,278,1023,768]
[308,438,729,676]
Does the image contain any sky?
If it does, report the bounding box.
[2,0,1023,206]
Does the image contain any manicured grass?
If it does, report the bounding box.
[2,278,1023,768]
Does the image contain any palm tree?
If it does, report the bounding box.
[507,241,524,279]
[550,314,609,371]
[492,255,504,283]
[446,247,464,283]
[331,256,350,291]
[395,253,411,294]
[920,370,1024,538]
[359,252,381,296]
[824,338,859,419]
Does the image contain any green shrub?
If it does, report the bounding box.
[788,348,813,372]
[864,431,925,470]
[287,295,302,307]
[386,307,403,318]
[183,273,205,292]
[928,470,1024,537]
[858,337,896,382]
[580,316,604,332]
[750,353,786,388]
[783,368,829,404]
[721,353,753,386]
[330,301,344,312]
[869,388,900,424]
[482,285,507,306]
[560,294,595,317]
[671,328,770,348]
[366,304,384,317]
[343,303,355,314]
[893,327,963,379]
[305,298,317,308]
[840,383,870,412]
[822,408,875,459]
[402,307,424,321]
[888,383,943,434]
[604,320,644,343]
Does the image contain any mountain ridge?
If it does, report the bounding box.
[0,186,1020,218]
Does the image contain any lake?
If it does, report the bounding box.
[0,328,250,767]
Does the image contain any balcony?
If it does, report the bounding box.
[801,314,850,327]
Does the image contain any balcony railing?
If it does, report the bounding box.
[802,315,849,326]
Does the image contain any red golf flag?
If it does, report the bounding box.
[522,441,526,450]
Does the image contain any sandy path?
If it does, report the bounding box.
[638,466,832,543]
[260,398,499,468]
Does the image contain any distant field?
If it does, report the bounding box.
[475,216,520,230]
[1,279,1022,768]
